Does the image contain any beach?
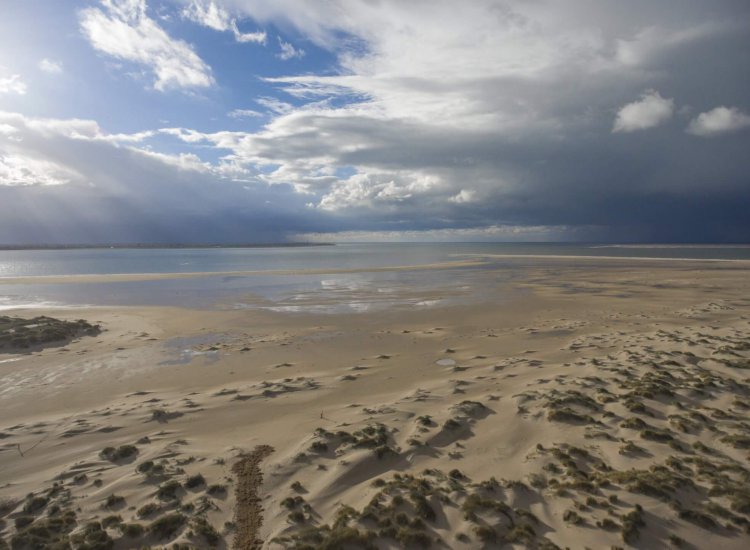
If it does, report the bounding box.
[4,0,748,545]
[2,257,750,548]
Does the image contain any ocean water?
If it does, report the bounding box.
[0,243,748,313]
[2,243,750,278]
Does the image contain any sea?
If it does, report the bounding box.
[1,243,748,313]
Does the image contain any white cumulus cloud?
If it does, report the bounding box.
[449,189,477,204]
[613,90,674,133]
[687,106,750,137]
[277,37,305,60]
[80,0,214,91]
[182,1,266,44]
[228,108,263,118]
[0,73,27,95]
[38,58,63,74]
[0,154,77,187]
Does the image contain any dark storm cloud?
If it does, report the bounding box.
[220,0,750,241]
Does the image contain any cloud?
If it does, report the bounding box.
[228,108,263,118]
[449,189,477,204]
[255,96,294,114]
[0,154,77,187]
[0,110,319,244]
[189,0,750,240]
[296,224,580,243]
[5,1,750,243]
[612,90,674,133]
[687,106,750,137]
[316,171,445,211]
[0,73,27,95]
[277,37,305,60]
[182,0,266,43]
[80,0,214,91]
[614,23,731,67]
[103,130,157,143]
[38,59,63,74]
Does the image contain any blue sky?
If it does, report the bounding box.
[0,0,749,244]
[0,1,332,133]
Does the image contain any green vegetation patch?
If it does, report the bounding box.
[272,469,552,549]
[0,315,100,351]
[10,510,78,550]
[99,445,138,462]
[147,513,186,539]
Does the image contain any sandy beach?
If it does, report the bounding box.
[2,259,750,549]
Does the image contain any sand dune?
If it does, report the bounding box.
[1,263,750,548]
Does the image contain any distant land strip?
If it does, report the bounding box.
[0,242,334,251]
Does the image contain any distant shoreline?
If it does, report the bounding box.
[1,255,749,286]
[0,242,334,251]
[590,243,750,249]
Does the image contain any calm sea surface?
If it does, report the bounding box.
[1,243,748,313]
[2,243,750,278]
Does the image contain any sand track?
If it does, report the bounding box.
[232,445,275,550]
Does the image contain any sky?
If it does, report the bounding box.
[0,0,749,244]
